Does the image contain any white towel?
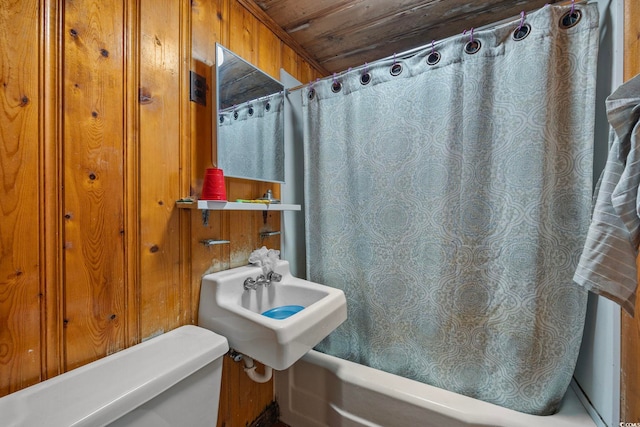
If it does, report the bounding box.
[573,74,640,316]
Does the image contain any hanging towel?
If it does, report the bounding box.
[574,74,640,316]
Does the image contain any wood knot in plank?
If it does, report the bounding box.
[150,244,159,253]
[8,269,23,279]
[100,48,109,57]
[139,88,153,104]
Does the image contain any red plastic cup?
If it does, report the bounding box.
[201,168,227,200]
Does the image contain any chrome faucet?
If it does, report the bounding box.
[243,271,282,290]
[255,274,270,287]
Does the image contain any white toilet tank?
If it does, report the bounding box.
[0,325,228,427]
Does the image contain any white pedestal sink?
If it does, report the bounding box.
[199,260,347,370]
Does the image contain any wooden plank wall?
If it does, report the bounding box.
[622,0,640,421]
[0,1,324,426]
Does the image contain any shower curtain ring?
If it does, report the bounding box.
[513,11,531,40]
[517,11,526,30]
[427,40,441,66]
[560,0,581,29]
[361,62,372,85]
[389,52,403,76]
[331,73,343,93]
[463,28,475,43]
[308,80,316,100]
[463,28,481,54]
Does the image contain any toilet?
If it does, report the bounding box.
[0,325,228,427]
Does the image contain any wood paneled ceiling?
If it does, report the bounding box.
[251,0,564,74]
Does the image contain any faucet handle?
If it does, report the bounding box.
[267,271,282,282]
[243,277,257,290]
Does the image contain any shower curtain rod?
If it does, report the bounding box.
[285,0,588,94]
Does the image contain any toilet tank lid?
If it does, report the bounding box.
[0,325,229,427]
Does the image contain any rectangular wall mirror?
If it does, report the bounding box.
[216,44,285,183]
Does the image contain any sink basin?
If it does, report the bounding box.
[198,260,347,370]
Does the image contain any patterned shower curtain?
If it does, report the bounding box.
[303,4,599,415]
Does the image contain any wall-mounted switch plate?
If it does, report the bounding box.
[190,71,207,106]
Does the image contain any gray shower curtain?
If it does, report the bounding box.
[303,4,599,415]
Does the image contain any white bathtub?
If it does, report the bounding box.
[275,350,596,427]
